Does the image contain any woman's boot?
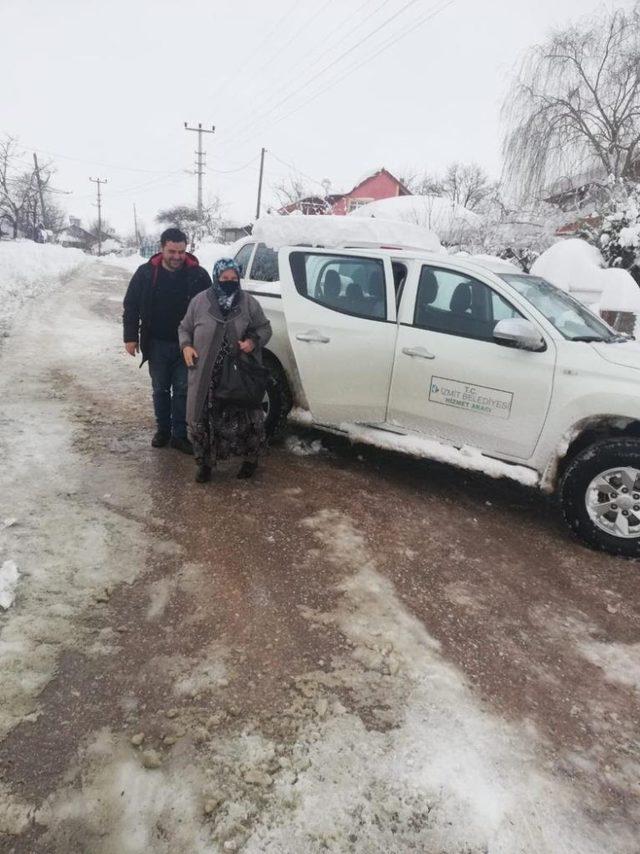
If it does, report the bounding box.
[195,464,212,483]
[237,460,257,479]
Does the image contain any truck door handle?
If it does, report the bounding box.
[402,346,435,360]
[296,332,331,344]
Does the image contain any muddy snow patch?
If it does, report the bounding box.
[238,508,638,853]
[0,559,19,609]
[577,640,640,692]
[146,576,178,621]
[35,730,211,854]
[285,434,325,457]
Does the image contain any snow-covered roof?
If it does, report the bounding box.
[252,214,442,253]
[458,254,522,274]
[348,195,480,243]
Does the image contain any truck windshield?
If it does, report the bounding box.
[500,274,618,342]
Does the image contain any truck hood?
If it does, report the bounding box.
[591,340,640,371]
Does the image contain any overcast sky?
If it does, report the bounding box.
[1,0,619,235]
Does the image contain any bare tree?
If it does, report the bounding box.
[401,162,493,211]
[272,177,319,209]
[156,199,223,247]
[0,137,37,238]
[503,4,640,201]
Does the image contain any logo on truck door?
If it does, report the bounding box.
[429,377,513,420]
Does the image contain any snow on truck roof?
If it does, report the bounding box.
[252,214,443,254]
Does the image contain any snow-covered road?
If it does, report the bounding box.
[0,262,639,853]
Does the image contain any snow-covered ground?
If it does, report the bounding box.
[0,240,91,336]
[0,249,639,852]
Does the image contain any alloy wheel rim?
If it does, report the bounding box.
[585,466,640,539]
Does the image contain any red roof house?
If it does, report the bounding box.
[278,168,411,216]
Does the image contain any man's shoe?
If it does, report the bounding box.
[151,431,171,448]
[237,461,257,479]
[170,436,194,455]
[195,464,211,483]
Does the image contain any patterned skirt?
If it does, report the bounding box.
[190,337,266,467]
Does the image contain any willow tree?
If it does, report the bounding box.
[502,4,640,201]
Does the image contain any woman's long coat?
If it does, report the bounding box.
[178,288,272,429]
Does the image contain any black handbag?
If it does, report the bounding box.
[213,351,270,408]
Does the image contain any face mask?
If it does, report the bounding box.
[219,279,239,295]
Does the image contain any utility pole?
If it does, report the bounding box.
[33,153,47,229]
[133,203,140,249]
[184,122,215,220]
[255,147,266,220]
[89,177,107,256]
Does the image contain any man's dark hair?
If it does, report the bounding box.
[160,227,188,246]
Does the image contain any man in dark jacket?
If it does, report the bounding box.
[123,227,212,453]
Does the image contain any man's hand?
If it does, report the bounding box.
[183,345,198,367]
[125,341,139,357]
[238,339,255,354]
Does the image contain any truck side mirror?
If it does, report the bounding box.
[493,318,546,352]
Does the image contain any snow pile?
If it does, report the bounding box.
[285,435,325,456]
[530,238,605,303]
[0,240,90,334]
[349,195,480,244]
[194,240,235,275]
[0,560,19,610]
[253,213,442,253]
[599,268,640,312]
[531,237,640,312]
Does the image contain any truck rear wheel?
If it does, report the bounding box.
[560,437,640,558]
[262,356,292,441]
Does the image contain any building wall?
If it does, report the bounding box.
[331,172,406,216]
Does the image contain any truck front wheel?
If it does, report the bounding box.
[560,437,640,557]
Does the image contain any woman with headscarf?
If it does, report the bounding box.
[178,258,272,482]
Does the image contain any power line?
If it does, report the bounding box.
[229,0,455,152]
[217,0,426,151]
[205,0,301,108]
[218,0,394,144]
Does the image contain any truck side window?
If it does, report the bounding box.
[414,266,523,342]
[289,252,387,321]
[233,243,254,278]
[250,243,279,282]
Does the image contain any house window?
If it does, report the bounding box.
[347,198,374,212]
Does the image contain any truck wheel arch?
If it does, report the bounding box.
[542,416,640,493]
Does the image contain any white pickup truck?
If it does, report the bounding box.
[232,229,640,557]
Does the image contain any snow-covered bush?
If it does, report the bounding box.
[588,183,640,281]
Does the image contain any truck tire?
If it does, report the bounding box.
[560,437,640,557]
[263,356,293,441]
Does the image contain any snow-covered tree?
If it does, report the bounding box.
[580,182,640,282]
[503,4,640,202]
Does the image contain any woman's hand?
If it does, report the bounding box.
[238,339,255,354]
[183,345,198,367]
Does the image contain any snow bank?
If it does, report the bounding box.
[0,560,19,610]
[253,214,442,253]
[0,240,90,334]
[599,268,640,312]
[349,195,479,244]
[193,241,235,276]
[530,238,605,303]
[531,237,640,313]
